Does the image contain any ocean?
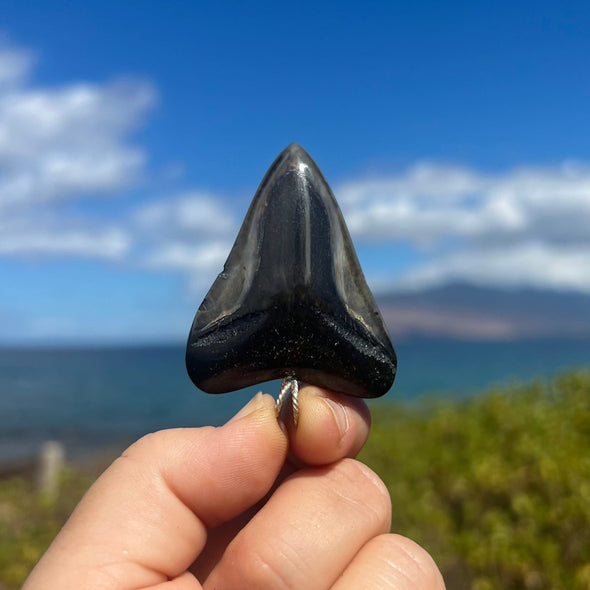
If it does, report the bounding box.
[1,338,589,464]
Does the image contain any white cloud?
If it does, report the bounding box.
[338,163,483,206]
[146,241,231,272]
[0,214,130,260]
[344,193,528,247]
[339,162,590,248]
[135,194,238,290]
[399,243,590,292]
[338,161,590,292]
[0,79,154,158]
[0,39,155,263]
[0,41,156,210]
[144,240,233,294]
[0,43,33,88]
[135,192,236,236]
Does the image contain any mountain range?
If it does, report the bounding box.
[376,283,590,340]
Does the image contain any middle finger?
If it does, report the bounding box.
[204,458,391,590]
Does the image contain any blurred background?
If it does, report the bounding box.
[1,1,590,588]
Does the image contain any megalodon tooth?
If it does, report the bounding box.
[186,143,396,399]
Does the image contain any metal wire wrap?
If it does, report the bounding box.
[275,376,299,426]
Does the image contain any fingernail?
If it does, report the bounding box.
[228,392,264,423]
[323,397,350,438]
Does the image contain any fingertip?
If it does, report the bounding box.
[333,533,446,590]
[287,386,371,465]
[386,535,446,589]
[222,391,288,459]
[226,391,281,430]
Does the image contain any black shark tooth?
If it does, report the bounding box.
[186,143,396,398]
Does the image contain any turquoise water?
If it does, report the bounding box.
[1,338,589,460]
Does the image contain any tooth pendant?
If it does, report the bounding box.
[186,144,397,423]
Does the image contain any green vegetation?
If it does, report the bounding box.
[361,371,590,589]
[0,468,93,589]
[1,371,589,589]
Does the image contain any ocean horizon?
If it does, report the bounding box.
[1,336,589,465]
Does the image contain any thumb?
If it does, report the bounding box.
[24,393,287,590]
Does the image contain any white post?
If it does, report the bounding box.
[38,441,65,499]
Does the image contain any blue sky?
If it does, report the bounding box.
[1,1,589,344]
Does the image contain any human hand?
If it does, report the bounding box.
[24,387,445,589]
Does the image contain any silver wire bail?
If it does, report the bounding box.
[275,376,300,426]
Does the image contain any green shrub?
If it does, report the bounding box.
[361,371,590,589]
[0,468,93,589]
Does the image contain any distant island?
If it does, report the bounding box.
[377,283,590,340]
